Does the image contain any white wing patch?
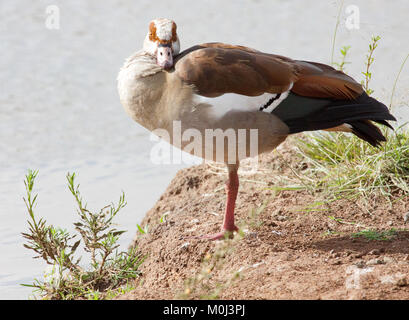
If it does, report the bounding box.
[259,83,293,113]
[259,90,290,113]
[192,85,292,120]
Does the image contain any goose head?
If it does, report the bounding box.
[143,18,180,70]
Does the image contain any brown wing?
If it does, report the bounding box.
[174,43,297,97]
[291,60,363,99]
[174,42,363,100]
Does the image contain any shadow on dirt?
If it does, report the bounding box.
[312,231,409,254]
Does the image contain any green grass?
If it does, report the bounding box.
[350,229,397,241]
[296,126,409,200]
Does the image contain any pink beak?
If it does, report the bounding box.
[157,45,173,69]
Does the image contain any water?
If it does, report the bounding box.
[1,0,408,299]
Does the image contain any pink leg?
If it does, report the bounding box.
[200,165,240,240]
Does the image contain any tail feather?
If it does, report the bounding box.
[373,119,394,130]
[348,120,386,147]
[273,92,396,147]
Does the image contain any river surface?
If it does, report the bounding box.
[1,0,408,299]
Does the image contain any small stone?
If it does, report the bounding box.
[367,258,384,265]
[396,278,408,287]
[369,249,380,256]
[331,260,342,265]
[329,250,340,258]
[403,212,409,223]
[272,209,283,216]
[180,242,190,250]
[355,260,366,268]
[246,232,258,239]
[383,256,395,264]
[353,252,366,259]
[202,193,213,197]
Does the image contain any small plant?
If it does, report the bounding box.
[247,200,268,229]
[136,223,149,235]
[361,35,381,95]
[22,170,144,299]
[330,0,345,66]
[159,211,170,223]
[389,53,409,110]
[333,45,351,72]
[351,229,397,241]
[179,235,242,299]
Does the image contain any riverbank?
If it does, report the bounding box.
[116,138,409,300]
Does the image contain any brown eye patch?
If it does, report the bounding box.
[149,21,157,41]
[171,22,177,42]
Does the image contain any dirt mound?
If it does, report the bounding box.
[117,140,409,300]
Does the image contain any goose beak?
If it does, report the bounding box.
[157,45,173,69]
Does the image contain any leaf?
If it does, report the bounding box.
[71,240,81,253]
[112,231,126,237]
[136,224,146,234]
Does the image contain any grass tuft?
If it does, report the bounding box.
[350,228,397,241]
[296,125,409,200]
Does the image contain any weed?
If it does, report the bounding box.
[389,53,409,110]
[178,234,242,299]
[136,223,149,235]
[330,0,345,67]
[21,170,144,299]
[333,45,351,72]
[246,200,268,229]
[361,35,381,95]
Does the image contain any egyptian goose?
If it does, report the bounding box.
[117,18,396,240]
